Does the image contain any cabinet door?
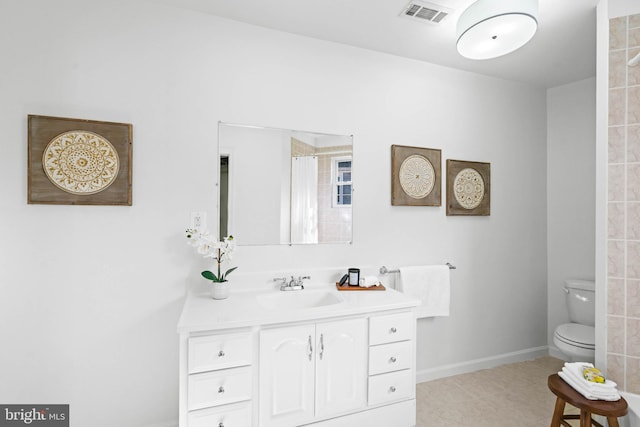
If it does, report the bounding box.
[260,324,316,427]
[315,318,367,418]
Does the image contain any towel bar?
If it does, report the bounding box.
[379,263,456,275]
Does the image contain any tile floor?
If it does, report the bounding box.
[416,356,582,426]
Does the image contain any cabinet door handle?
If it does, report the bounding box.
[390,327,397,333]
[308,335,313,361]
[389,386,397,393]
[218,350,225,357]
[218,386,225,394]
[390,356,397,363]
[320,333,324,360]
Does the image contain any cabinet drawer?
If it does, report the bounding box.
[368,341,412,375]
[369,312,413,345]
[367,370,413,406]
[188,366,252,411]
[188,401,251,427]
[189,333,252,373]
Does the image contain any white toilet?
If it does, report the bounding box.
[553,279,596,363]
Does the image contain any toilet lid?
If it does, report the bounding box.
[555,323,595,349]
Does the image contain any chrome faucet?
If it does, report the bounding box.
[274,275,310,291]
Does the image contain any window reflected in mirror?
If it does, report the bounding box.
[333,158,352,207]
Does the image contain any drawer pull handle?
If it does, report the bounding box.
[218,386,225,394]
[390,327,397,333]
[389,386,397,393]
[218,350,225,357]
[390,356,397,363]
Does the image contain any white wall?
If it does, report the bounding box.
[0,1,548,426]
[609,0,640,18]
[546,78,597,356]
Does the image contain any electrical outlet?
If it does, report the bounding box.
[190,212,207,230]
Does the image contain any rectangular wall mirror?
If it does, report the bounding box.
[218,122,353,246]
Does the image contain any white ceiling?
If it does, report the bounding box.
[154,0,598,88]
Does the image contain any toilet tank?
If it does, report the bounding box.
[564,279,595,326]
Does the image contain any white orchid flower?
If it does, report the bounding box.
[186,229,238,282]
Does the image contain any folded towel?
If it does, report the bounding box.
[558,371,621,401]
[360,275,381,288]
[398,265,450,318]
[561,362,620,401]
[562,367,619,395]
[563,363,618,390]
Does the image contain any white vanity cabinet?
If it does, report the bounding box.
[178,287,419,427]
[259,318,367,427]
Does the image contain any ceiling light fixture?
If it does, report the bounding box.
[456,0,538,60]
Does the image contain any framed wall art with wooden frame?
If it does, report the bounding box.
[446,159,490,216]
[391,144,441,206]
[28,115,132,205]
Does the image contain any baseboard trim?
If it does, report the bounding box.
[548,345,569,362]
[416,345,550,383]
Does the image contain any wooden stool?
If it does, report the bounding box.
[548,373,628,427]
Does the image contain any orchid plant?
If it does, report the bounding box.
[186,228,237,283]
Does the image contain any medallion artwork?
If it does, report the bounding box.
[453,167,484,209]
[42,131,120,195]
[399,155,435,199]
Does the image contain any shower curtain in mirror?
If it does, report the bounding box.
[291,156,318,244]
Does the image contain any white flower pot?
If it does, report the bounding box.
[211,281,230,300]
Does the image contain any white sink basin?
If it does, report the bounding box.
[257,290,343,310]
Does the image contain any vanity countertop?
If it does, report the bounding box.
[177,284,420,333]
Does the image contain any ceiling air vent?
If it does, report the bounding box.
[400,1,453,24]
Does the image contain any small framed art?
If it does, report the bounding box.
[28,115,132,205]
[446,159,490,216]
[391,144,441,206]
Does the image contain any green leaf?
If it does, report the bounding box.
[224,266,238,278]
[201,270,219,282]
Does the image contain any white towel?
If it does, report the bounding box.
[398,265,450,318]
[561,368,619,396]
[558,371,621,401]
[360,275,381,288]
[559,362,621,401]
[563,363,618,390]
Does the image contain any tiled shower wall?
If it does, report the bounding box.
[290,139,352,242]
[317,146,352,243]
[607,13,640,393]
